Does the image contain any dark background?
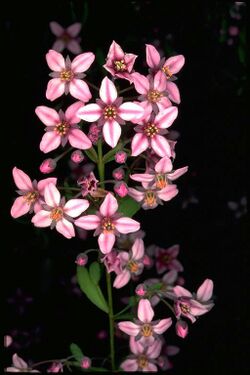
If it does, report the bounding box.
[3,1,248,373]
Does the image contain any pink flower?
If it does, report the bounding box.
[118,299,172,346]
[47,361,63,372]
[175,319,188,338]
[35,102,92,153]
[114,181,129,198]
[77,172,98,197]
[114,238,145,288]
[120,336,162,372]
[129,183,178,210]
[50,21,82,54]
[173,279,214,323]
[102,250,122,274]
[154,244,184,274]
[130,156,188,189]
[40,158,57,174]
[78,77,144,147]
[146,44,185,104]
[131,106,178,157]
[103,40,137,83]
[11,167,57,218]
[5,353,39,372]
[75,193,140,254]
[31,183,89,239]
[46,49,95,101]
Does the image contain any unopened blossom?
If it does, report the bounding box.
[175,319,188,338]
[131,106,178,157]
[75,252,88,266]
[80,357,91,369]
[114,238,145,288]
[130,156,188,189]
[35,102,92,153]
[47,361,63,372]
[173,279,214,323]
[77,171,98,197]
[115,150,127,164]
[146,44,185,104]
[135,284,147,297]
[11,167,57,218]
[114,181,128,198]
[46,49,95,101]
[154,244,184,274]
[102,250,121,274]
[87,123,100,144]
[32,183,89,239]
[112,167,125,181]
[118,299,172,346]
[75,193,140,254]
[103,40,137,83]
[120,336,162,372]
[71,150,84,163]
[78,77,144,147]
[40,158,57,174]
[129,182,178,210]
[50,21,82,54]
[5,353,39,372]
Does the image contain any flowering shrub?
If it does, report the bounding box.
[9,35,214,372]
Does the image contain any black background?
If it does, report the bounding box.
[3,1,248,373]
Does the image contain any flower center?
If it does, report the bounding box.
[50,207,64,222]
[159,253,171,265]
[127,260,139,274]
[24,191,39,204]
[61,32,71,43]
[54,121,70,136]
[162,65,173,79]
[101,217,115,233]
[104,105,117,119]
[147,89,162,103]
[144,191,157,207]
[114,59,127,72]
[137,355,149,369]
[144,123,159,138]
[155,174,168,189]
[60,69,74,82]
[180,303,190,314]
[141,324,153,337]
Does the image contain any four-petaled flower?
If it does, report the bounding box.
[35,102,92,153]
[77,77,144,147]
[46,49,95,101]
[75,193,140,254]
[154,244,184,274]
[50,21,82,55]
[32,183,89,239]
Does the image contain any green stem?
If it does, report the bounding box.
[97,140,105,189]
[160,298,175,315]
[106,271,115,371]
[54,147,73,162]
[114,304,131,319]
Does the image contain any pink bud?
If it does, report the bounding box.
[81,356,91,369]
[47,362,63,373]
[135,284,147,297]
[115,151,127,164]
[114,181,128,197]
[228,26,239,36]
[75,253,88,266]
[176,320,188,338]
[40,158,57,174]
[88,123,100,144]
[113,167,125,181]
[71,150,84,163]
[4,335,12,348]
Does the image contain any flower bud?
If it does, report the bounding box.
[135,283,147,297]
[71,150,84,164]
[88,123,100,144]
[176,320,188,338]
[114,181,128,197]
[47,362,63,373]
[75,253,88,266]
[113,167,125,181]
[40,158,57,174]
[81,356,91,369]
[115,150,127,164]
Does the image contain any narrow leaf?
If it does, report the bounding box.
[118,196,140,217]
[84,147,98,162]
[89,261,101,284]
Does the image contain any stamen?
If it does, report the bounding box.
[144,191,157,207]
[114,59,127,72]
[141,324,153,337]
[137,355,149,369]
[143,123,159,138]
[24,191,39,204]
[155,174,168,189]
[60,69,74,82]
[101,217,115,233]
[50,207,64,222]
[127,260,139,273]
[54,121,70,136]
[104,106,117,119]
[180,303,190,314]
[162,65,173,79]
[147,89,162,103]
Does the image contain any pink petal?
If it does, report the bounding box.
[12,167,33,190]
[146,44,160,69]
[44,183,60,207]
[52,39,65,53]
[157,185,178,201]
[71,52,95,73]
[12,354,28,369]
[40,132,61,153]
[162,270,178,284]
[138,299,154,323]
[5,367,20,372]
[67,40,82,55]
[173,285,192,298]
[124,53,137,72]
[77,103,102,122]
[155,106,178,129]
[99,77,117,104]
[118,102,144,121]
[35,106,60,126]
[49,22,64,37]
[153,318,172,334]
[155,156,172,173]
[166,345,180,356]
[146,339,162,358]
[132,238,144,260]
[165,81,180,104]
[168,166,188,180]
[75,215,100,230]
[157,96,172,112]
[190,300,213,316]
[131,133,149,156]
[118,321,140,336]
[64,199,89,217]
[196,279,214,302]
[103,120,121,148]
[108,40,124,60]
[145,363,158,372]
[120,359,138,372]
[167,244,180,257]
[98,232,115,254]
[128,188,145,202]
[113,270,131,288]
[130,173,154,183]
[11,197,30,218]
[165,55,185,74]
[46,49,65,71]
[115,217,140,234]
[66,22,81,37]
[151,135,171,157]
[68,129,92,149]
[69,79,92,102]
[31,210,52,227]
[153,70,167,91]
[56,218,75,239]
[129,336,144,355]
[100,193,118,217]
[65,101,83,124]
[37,178,57,194]
[46,78,65,101]
[132,72,149,94]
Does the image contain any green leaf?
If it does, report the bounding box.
[77,266,109,313]
[70,343,84,362]
[118,196,140,217]
[84,147,98,162]
[89,261,101,284]
[89,367,108,372]
[114,313,134,320]
[103,142,123,163]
